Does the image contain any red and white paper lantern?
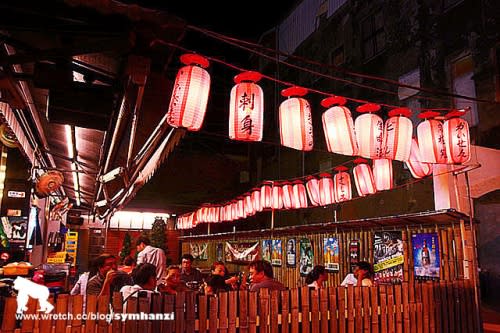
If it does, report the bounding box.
[260,181,273,209]
[167,54,211,131]
[251,188,263,213]
[279,86,313,151]
[444,110,471,164]
[334,166,352,202]
[321,96,358,156]
[372,158,393,191]
[271,184,283,210]
[229,71,264,141]
[406,138,432,178]
[245,193,256,217]
[355,103,384,159]
[292,180,308,209]
[384,108,413,161]
[318,173,335,206]
[417,111,447,164]
[353,158,377,197]
[282,182,294,209]
[305,176,320,206]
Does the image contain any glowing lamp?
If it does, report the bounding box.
[353,158,376,196]
[373,159,393,191]
[334,166,352,202]
[244,194,255,217]
[292,180,308,209]
[444,110,471,164]
[167,54,210,131]
[406,138,432,178]
[229,71,264,141]
[321,96,358,156]
[282,182,294,209]
[271,184,283,209]
[279,86,314,151]
[384,108,413,161]
[354,103,384,159]
[251,188,263,213]
[318,173,335,206]
[417,111,447,163]
[305,176,320,206]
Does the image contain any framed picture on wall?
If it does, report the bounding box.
[323,237,339,272]
[299,238,314,276]
[286,238,296,267]
[190,242,208,261]
[216,243,224,262]
[271,239,282,266]
[225,241,259,264]
[412,233,440,280]
[373,231,404,284]
[262,239,272,262]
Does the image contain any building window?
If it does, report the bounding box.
[450,54,478,126]
[331,46,345,66]
[361,10,386,61]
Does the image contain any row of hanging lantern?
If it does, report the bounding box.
[166,54,471,167]
[177,159,396,230]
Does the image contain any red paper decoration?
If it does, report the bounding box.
[271,184,283,209]
[334,166,352,202]
[444,110,470,164]
[279,86,314,151]
[353,158,377,197]
[417,111,447,164]
[406,138,433,179]
[260,181,273,209]
[229,71,264,141]
[321,97,358,156]
[305,176,320,206]
[354,104,384,159]
[292,180,308,209]
[167,54,211,131]
[251,188,263,213]
[282,182,294,209]
[384,108,413,161]
[318,173,335,206]
[372,159,393,191]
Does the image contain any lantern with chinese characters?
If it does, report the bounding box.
[292,180,308,209]
[417,111,447,164]
[279,86,314,151]
[353,158,377,197]
[260,181,273,209]
[282,182,294,209]
[229,71,264,141]
[384,108,413,161]
[355,103,384,159]
[167,54,211,131]
[271,183,283,209]
[321,96,358,156]
[305,176,320,206]
[334,166,352,202]
[318,173,335,206]
[373,158,393,191]
[444,110,470,164]
[406,138,432,178]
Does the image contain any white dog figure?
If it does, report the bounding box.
[13,276,54,314]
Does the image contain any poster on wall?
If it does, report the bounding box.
[349,240,360,272]
[216,243,224,262]
[299,238,314,276]
[225,241,259,263]
[271,239,282,266]
[412,233,440,280]
[373,231,404,284]
[1,216,28,248]
[190,243,208,260]
[286,238,296,267]
[262,239,272,262]
[323,237,339,272]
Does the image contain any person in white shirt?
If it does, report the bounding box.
[306,265,327,290]
[136,236,166,285]
[120,263,157,309]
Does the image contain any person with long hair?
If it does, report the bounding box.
[354,261,374,287]
[305,265,327,290]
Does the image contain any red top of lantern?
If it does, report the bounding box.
[388,107,412,118]
[305,176,317,181]
[319,173,332,178]
[321,96,347,107]
[281,86,308,97]
[335,166,349,172]
[356,103,381,113]
[445,109,468,119]
[234,71,263,84]
[353,158,368,164]
[180,53,210,68]
[292,180,303,185]
[418,111,440,119]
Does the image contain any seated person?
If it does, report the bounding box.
[87,254,132,296]
[119,256,136,274]
[180,254,203,287]
[341,261,374,287]
[205,261,238,295]
[159,265,187,295]
[247,260,285,292]
[120,263,157,305]
[306,265,327,290]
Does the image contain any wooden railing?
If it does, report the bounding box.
[0,280,479,332]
